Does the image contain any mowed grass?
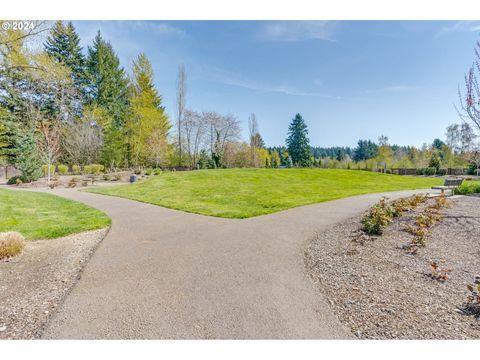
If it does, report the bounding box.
[0,188,111,240]
[85,168,443,218]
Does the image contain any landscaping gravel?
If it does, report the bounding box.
[0,228,109,339]
[305,195,480,339]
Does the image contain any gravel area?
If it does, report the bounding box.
[0,228,109,339]
[305,195,480,339]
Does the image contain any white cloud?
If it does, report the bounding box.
[437,21,480,36]
[206,67,339,99]
[361,85,414,94]
[259,21,336,42]
[129,21,187,38]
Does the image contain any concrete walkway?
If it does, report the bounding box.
[39,188,431,339]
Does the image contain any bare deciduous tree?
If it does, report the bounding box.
[458,40,480,133]
[37,119,61,184]
[202,111,241,167]
[63,117,103,165]
[176,64,186,165]
[248,113,259,167]
[183,110,206,168]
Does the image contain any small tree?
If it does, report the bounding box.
[37,120,61,185]
[14,131,42,182]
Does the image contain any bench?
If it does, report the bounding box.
[432,178,463,196]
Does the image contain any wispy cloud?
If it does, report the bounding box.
[437,21,480,36]
[259,21,337,42]
[206,67,339,99]
[128,21,187,38]
[361,85,414,94]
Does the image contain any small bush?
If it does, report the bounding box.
[461,277,480,316]
[437,168,447,176]
[7,176,25,185]
[145,168,153,176]
[90,164,104,174]
[455,181,480,195]
[0,232,26,259]
[112,174,122,181]
[415,168,424,176]
[57,164,68,175]
[361,197,394,235]
[68,177,79,188]
[102,174,111,181]
[429,261,451,282]
[424,167,436,176]
[42,164,55,176]
[153,168,162,175]
[83,165,92,174]
[72,165,81,175]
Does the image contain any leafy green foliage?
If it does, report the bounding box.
[14,131,42,182]
[286,113,311,167]
[455,181,480,194]
[361,198,395,235]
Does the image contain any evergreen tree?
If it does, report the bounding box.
[86,31,129,167]
[14,131,43,182]
[44,21,87,97]
[286,113,311,167]
[126,53,171,167]
[86,31,129,128]
[353,139,379,161]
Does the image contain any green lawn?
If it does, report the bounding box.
[85,168,443,218]
[0,188,111,240]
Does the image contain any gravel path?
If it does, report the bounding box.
[0,229,108,339]
[305,195,480,339]
[32,187,433,339]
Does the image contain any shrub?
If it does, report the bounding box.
[416,168,424,176]
[14,131,42,182]
[42,164,55,176]
[68,177,79,188]
[145,168,153,176]
[83,165,92,174]
[437,168,447,176]
[7,175,25,185]
[57,164,68,175]
[102,174,111,181]
[460,277,480,316]
[72,165,81,175]
[153,168,162,175]
[134,169,142,175]
[112,174,122,181]
[0,232,26,259]
[90,164,104,175]
[424,167,436,176]
[455,181,480,195]
[361,197,394,235]
[429,261,451,282]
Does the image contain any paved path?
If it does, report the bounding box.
[39,188,431,339]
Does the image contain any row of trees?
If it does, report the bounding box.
[1,22,480,181]
[0,21,171,182]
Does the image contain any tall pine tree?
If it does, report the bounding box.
[286,113,311,167]
[86,31,129,127]
[44,21,87,98]
[86,31,129,168]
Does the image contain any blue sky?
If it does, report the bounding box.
[72,20,480,148]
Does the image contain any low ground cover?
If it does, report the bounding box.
[85,168,442,218]
[0,188,111,240]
